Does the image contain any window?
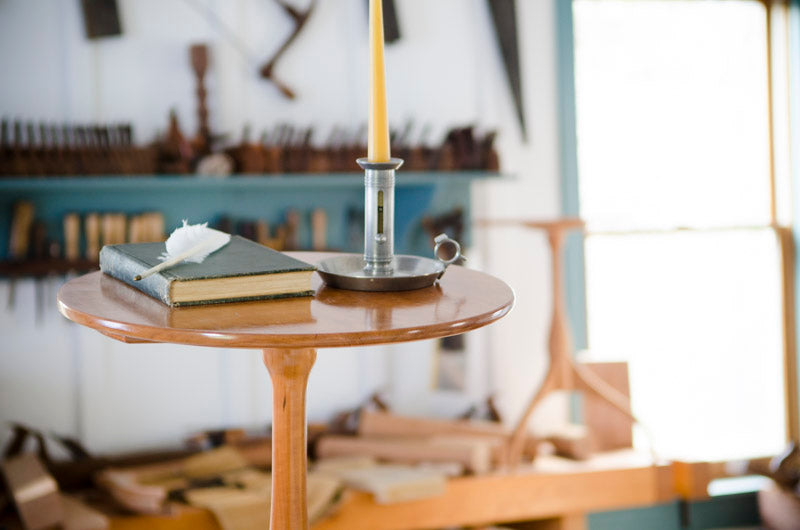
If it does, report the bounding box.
[573,0,789,460]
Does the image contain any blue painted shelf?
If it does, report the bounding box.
[0,172,497,191]
[0,172,500,266]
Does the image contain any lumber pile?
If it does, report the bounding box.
[0,375,636,530]
[318,410,517,471]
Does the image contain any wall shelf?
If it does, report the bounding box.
[0,172,500,191]
[0,259,98,278]
[0,172,502,272]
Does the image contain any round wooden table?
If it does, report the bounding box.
[57,252,514,529]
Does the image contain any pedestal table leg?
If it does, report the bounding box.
[263,347,317,530]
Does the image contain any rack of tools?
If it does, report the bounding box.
[0,118,499,177]
[0,120,157,176]
[224,124,499,174]
[0,172,497,278]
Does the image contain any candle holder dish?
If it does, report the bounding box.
[317,157,462,291]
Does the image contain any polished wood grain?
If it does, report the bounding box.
[57,252,514,349]
[264,348,316,530]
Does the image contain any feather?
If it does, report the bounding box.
[133,220,231,281]
[161,220,230,263]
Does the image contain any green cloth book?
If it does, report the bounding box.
[99,236,316,307]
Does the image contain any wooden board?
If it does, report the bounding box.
[313,457,673,530]
[583,362,633,451]
[359,410,508,438]
[108,506,219,530]
[316,435,493,474]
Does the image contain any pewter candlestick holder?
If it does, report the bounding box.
[317,158,461,291]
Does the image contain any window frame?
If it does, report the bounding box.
[558,0,800,443]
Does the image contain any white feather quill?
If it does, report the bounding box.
[133,220,231,281]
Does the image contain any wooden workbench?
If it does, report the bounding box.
[314,451,673,530]
[108,451,682,530]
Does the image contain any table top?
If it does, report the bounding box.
[57,252,514,349]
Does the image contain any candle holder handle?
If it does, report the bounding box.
[433,233,462,278]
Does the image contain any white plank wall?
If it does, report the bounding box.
[0,0,565,454]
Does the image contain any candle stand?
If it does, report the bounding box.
[481,218,641,466]
[57,254,513,529]
[317,157,461,291]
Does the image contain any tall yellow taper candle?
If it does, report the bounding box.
[368,0,391,162]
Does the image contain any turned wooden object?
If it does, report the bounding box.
[264,347,316,529]
[190,44,211,155]
[84,213,101,261]
[481,218,638,466]
[63,213,80,261]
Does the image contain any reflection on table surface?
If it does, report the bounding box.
[59,254,513,348]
